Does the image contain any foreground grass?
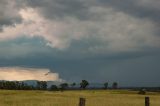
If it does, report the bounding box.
[0,90,160,106]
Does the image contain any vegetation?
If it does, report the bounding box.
[0,81,34,90]
[112,82,118,89]
[49,85,58,91]
[70,82,76,88]
[36,81,47,90]
[0,90,160,106]
[80,80,89,89]
[0,80,160,106]
[104,82,108,89]
[0,80,89,91]
[138,89,146,95]
[59,83,69,91]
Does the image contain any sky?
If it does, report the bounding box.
[0,0,160,87]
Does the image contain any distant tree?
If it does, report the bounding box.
[36,81,47,90]
[0,81,36,90]
[112,82,118,89]
[42,81,47,90]
[80,80,89,89]
[0,81,3,89]
[70,82,76,88]
[50,85,58,91]
[60,83,68,89]
[104,82,108,89]
[6,81,16,90]
[21,82,25,90]
[36,81,41,90]
[15,81,20,90]
[23,83,29,90]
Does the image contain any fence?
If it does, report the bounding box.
[79,96,150,106]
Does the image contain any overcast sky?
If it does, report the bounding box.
[0,0,160,86]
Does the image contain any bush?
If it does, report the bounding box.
[50,85,58,91]
[138,89,146,95]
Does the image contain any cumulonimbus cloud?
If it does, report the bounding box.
[0,67,63,81]
[0,0,159,53]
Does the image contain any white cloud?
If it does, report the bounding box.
[0,67,62,81]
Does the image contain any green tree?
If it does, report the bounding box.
[41,81,47,90]
[50,85,58,91]
[104,82,108,89]
[80,80,89,89]
[70,82,76,88]
[20,82,25,90]
[112,82,118,89]
[36,81,47,90]
[0,81,36,90]
[60,83,68,90]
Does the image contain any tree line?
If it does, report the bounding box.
[0,80,118,91]
[0,81,34,90]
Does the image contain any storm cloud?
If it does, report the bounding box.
[0,0,22,30]
[0,0,160,86]
[0,1,159,51]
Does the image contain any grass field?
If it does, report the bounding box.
[0,90,160,106]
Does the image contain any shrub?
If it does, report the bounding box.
[138,89,146,95]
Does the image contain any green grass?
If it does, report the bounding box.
[0,90,160,106]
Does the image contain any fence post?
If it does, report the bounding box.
[79,98,86,106]
[145,97,150,106]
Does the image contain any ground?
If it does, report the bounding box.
[0,90,160,106]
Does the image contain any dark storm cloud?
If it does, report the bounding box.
[98,0,160,22]
[21,0,160,22]
[0,0,160,86]
[21,0,160,40]
[24,0,90,20]
[0,0,22,30]
[1,44,160,87]
[0,37,160,86]
[0,0,159,29]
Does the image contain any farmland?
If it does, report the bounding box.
[0,90,160,106]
